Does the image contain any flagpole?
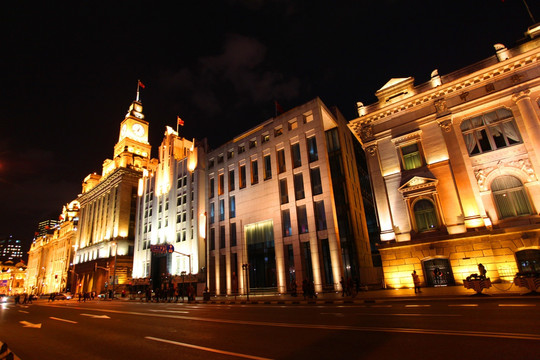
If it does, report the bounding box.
[136,79,140,102]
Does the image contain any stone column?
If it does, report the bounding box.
[513,90,540,171]
[365,144,395,241]
[437,117,486,229]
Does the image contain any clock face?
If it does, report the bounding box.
[132,123,145,137]
[120,124,127,137]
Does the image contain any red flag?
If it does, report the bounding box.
[138,80,145,89]
[274,100,284,115]
[177,116,184,126]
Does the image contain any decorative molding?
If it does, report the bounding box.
[474,158,537,191]
[433,98,448,115]
[366,145,378,157]
[360,124,374,142]
[512,89,531,103]
[437,119,453,133]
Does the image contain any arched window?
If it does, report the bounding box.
[414,199,438,232]
[491,175,532,219]
[460,108,522,155]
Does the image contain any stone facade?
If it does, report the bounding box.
[349,31,540,288]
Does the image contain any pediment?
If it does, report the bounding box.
[398,176,438,193]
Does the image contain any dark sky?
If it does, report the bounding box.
[1,1,538,248]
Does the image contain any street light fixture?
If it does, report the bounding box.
[242,263,250,301]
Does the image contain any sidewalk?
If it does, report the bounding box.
[193,282,539,305]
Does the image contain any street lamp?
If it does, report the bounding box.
[242,263,250,301]
[111,242,118,299]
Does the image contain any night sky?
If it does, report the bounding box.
[1,1,538,250]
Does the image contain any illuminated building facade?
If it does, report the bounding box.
[132,127,207,290]
[348,27,540,288]
[0,236,23,262]
[0,261,26,295]
[207,98,373,295]
[25,200,79,294]
[74,98,158,295]
[37,220,58,237]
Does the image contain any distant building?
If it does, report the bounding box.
[206,98,373,295]
[26,200,79,294]
[37,220,58,237]
[74,97,158,296]
[0,236,23,262]
[348,27,540,288]
[0,260,26,295]
[132,127,207,292]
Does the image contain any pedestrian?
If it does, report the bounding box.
[340,276,346,297]
[412,270,421,293]
[14,294,20,305]
[478,263,487,279]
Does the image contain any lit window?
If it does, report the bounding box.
[461,108,522,156]
[491,175,532,219]
[414,199,438,232]
[288,120,298,130]
[400,143,423,170]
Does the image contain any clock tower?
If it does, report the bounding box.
[114,100,151,159]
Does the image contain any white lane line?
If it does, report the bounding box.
[405,305,431,308]
[152,309,190,314]
[498,304,536,307]
[145,336,273,360]
[359,313,461,317]
[50,317,78,324]
[448,304,478,307]
[18,310,29,314]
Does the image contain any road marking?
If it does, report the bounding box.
[320,313,344,317]
[50,317,78,324]
[81,313,111,319]
[19,321,41,328]
[145,336,273,360]
[498,304,536,307]
[18,310,29,314]
[359,313,461,317]
[371,305,392,308]
[448,304,478,307]
[150,310,189,314]
[42,304,540,341]
[405,305,431,308]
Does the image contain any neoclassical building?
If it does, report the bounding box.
[348,26,540,288]
[74,97,158,295]
[207,98,373,295]
[26,200,79,294]
[132,127,207,290]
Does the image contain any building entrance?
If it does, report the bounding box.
[246,220,276,289]
[151,253,169,290]
[422,258,455,287]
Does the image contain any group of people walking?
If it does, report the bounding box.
[145,283,195,303]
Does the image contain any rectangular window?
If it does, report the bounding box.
[210,228,215,250]
[326,128,340,152]
[227,149,234,159]
[314,201,327,231]
[307,136,318,162]
[210,203,215,224]
[229,169,235,191]
[230,223,237,246]
[239,165,246,189]
[297,205,308,234]
[218,173,224,195]
[229,196,236,218]
[400,143,422,170]
[264,154,272,180]
[262,133,270,143]
[310,167,322,195]
[209,159,215,168]
[219,199,225,221]
[288,120,298,130]
[249,139,257,149]
[277,149,286,174]
[279,178,289,204]
[282,209,292,237]
[291,143,301,168]
[217,154,224,164]
[274,127,283,137]
[238,144,246,154]
[251,160,259,185]
[294,173,305,200]
[209,178,215,198]
[220,225,226,248]
[177,214,181,223]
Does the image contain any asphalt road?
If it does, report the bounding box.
[1,297,539,359]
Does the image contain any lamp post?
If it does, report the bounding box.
[111,242,118,299]
[242,263,250,301]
